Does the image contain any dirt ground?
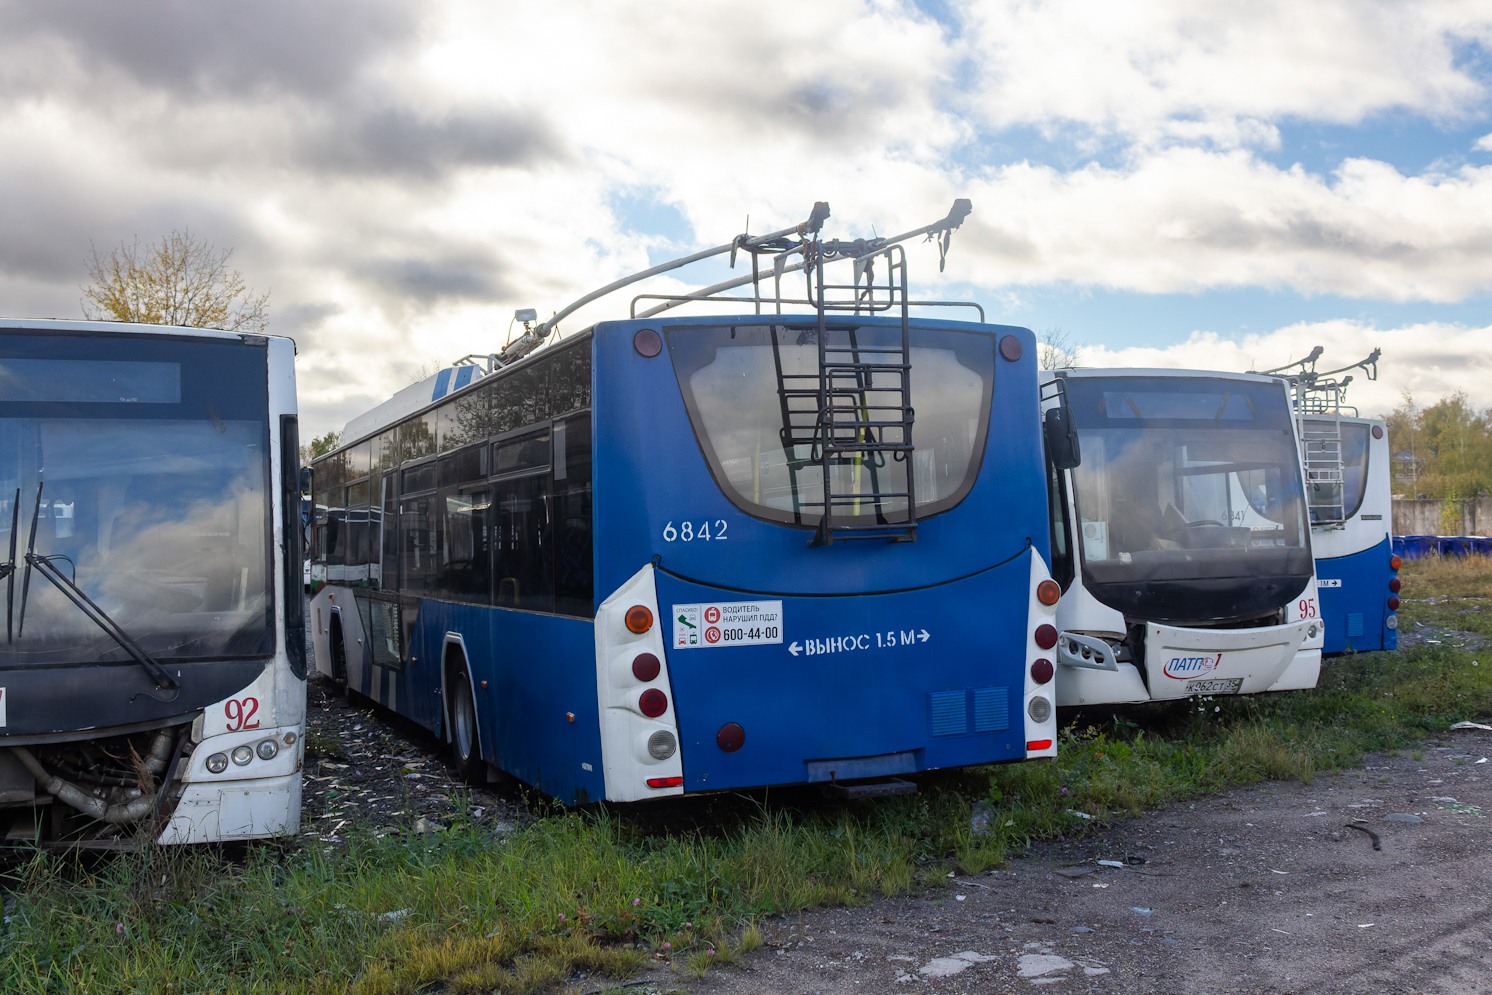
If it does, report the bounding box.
[614,724,1492,995]
[299,626,1492,995]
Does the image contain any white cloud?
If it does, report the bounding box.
[957,150,1492,300]
[955,0,1491,149]
[1080,320,1492,419]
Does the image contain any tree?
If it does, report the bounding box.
[303,431,342,464]
[1038,327,1083,371]
[1386,390,1492,500]
[82,228,269,331]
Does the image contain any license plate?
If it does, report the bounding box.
[1185,677,1244,695]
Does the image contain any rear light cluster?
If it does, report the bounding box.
[596,565,685,799]
[625,605,678,759]
[1387,554,1402,626]
[1026,569,1059,755]
[623,600,683,789]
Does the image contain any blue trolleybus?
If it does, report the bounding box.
[1041,369,1323,706]
[1261,349,1399,654]
[0,319,306,846]
[309,201,1065,803]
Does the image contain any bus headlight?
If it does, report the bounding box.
[256,739,279,761]
[206,753,229,774]
[231,745,254,766]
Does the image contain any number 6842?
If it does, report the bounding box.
[662,519,728,542]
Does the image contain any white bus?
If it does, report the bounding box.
[1043,369,1323,706]
[0,318,306,846]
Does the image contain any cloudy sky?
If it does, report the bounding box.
[3,0,1490,438]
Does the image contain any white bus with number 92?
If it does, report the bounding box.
[0,319,307,846]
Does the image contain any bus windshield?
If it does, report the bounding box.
[1063,374,1312,619]
[668,322,992,527]
[0,336,274,665]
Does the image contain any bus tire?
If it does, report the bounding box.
[448,666,484,785]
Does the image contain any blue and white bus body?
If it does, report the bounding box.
[310,310,1062,804]
[0,318,306,846]
[1043,369,1323,707]
[1302,415,1399,654]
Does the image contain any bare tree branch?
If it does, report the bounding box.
[1038,327,1083,371]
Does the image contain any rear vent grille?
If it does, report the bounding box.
[930,688,1010,736]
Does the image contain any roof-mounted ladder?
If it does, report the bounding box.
[753,202,970,545]
[799,236,918,545]
[1253,347,1381,528]
[505,198,973,547]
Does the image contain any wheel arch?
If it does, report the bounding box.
[440,631,482,750]
[327,605,349,683]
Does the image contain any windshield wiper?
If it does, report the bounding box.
[2,487,16,642]
[16,482,179,693]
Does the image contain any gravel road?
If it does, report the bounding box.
[627,726,1492,995]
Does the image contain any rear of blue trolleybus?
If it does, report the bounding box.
[308,200,1062,804]
[586,314,1059,801]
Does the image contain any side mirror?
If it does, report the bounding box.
[1044,407,1081,470]
[299,466,313,496]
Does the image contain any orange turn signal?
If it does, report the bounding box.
[625,605,654,634]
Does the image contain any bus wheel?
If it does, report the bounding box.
[448,668,484,784]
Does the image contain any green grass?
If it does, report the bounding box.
[1398,553,1492,638]
[4,566,1491,994]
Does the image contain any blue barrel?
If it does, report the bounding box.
[1439,536,1471,558]
[1392,536,1406,558]
[1402,535,1433,560]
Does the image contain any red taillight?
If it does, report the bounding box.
[625,605,654,634]
[1034,623,1058,649]
[1026,739,1053,751]
[632,652,661,682]
[633,328,662,358]
[1031,658,1054,685]
[1036,580,1061,607]
[1388,578,1402,593]
[1390,554,1402,570]
[716,722,746,752]
[646,776,683,789]
[639,688,668,718]
[1387,596,1400,611]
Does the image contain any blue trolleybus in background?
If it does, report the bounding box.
[0,319,306,846]
[1259,349,1399,654]
[309,201,1066,803]
[1041,369,1323,707]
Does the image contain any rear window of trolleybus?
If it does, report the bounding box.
[667,322,994,527]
